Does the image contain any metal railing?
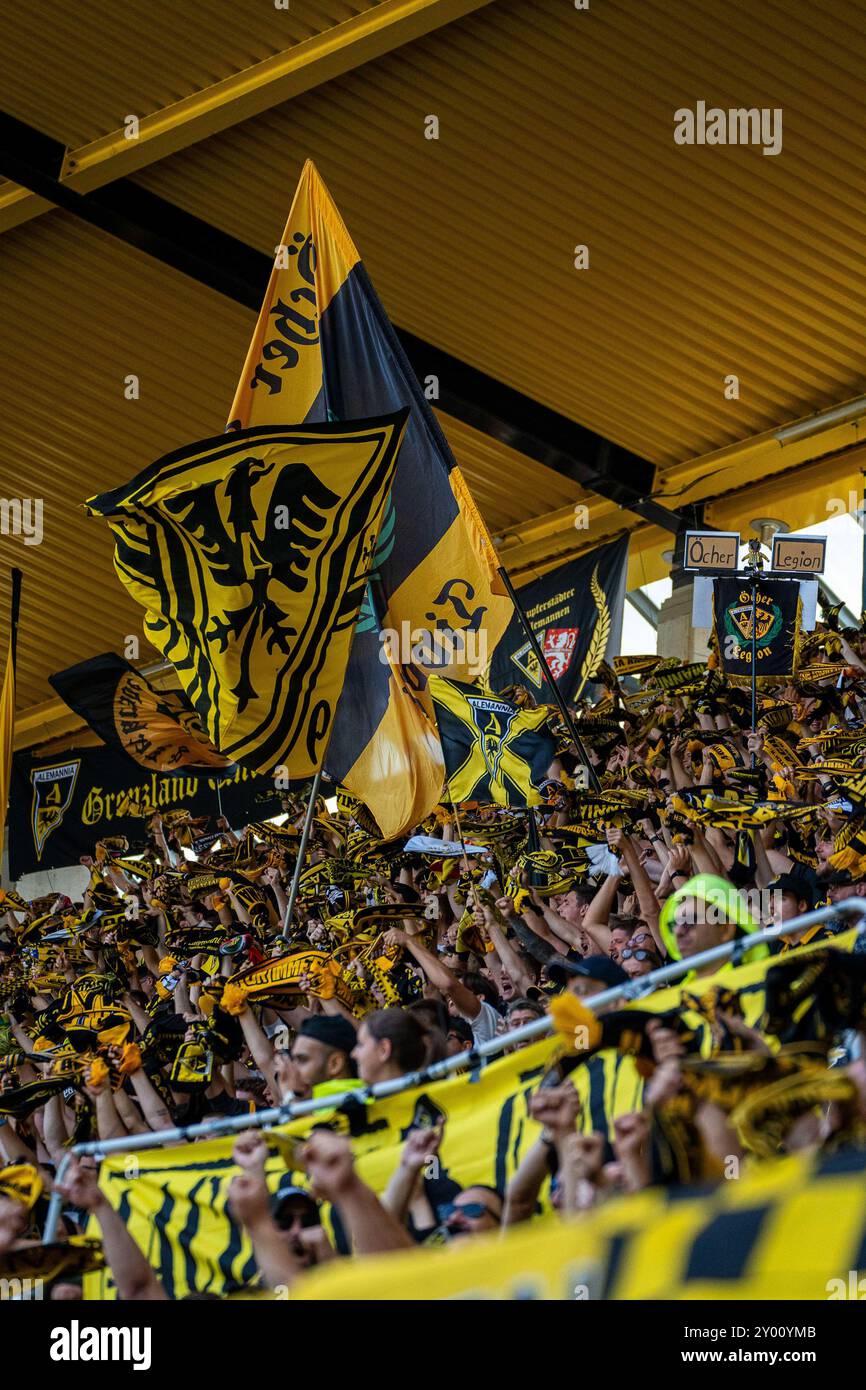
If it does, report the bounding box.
[41,897,866,1242]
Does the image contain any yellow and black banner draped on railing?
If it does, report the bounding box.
[633,925,861,1045]
[567,928,865,1142]
[545,928,865,1148]
[429,676,557,806]
[84,1036,557,1300]
[293,1144,866,1300]
[86,414,408,777]
[82,934,866,1299]
[227,159,513,838]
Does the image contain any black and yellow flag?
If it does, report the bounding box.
[713,576,801,679]
[489,538,627,702]
[49,652,230,773]
[294,1145,866,1301]
[87,414,408,777]
[227,161,513,837]
[429,676,556,806]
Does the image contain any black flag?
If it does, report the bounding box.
[713,577,801,679]
[49,653,230,774]
[490,537,628,702]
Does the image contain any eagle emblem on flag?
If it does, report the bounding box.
[86,415,409,776]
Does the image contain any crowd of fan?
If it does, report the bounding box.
[4,608,866,1297]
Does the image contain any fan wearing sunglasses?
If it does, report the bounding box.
[620,931,663,979]
[440,1186,503,1241]
[271,1186,328,1269]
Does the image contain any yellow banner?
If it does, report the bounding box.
[85,1035,558,1299]
[294,1145,866,1300]
[635,925,861,1043]
[83,932,864,1297]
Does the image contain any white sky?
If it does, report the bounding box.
[621,514,864,655]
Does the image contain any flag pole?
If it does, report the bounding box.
[9,569,21,673]
[745,539,761,770]
[444,778,470,868]
[524,802,542,887]
[1,571,22,888]
[496,565,601,791]
[282,767,323,938]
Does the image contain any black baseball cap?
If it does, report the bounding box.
[769,871,817,911]
[271,1185,320,1228]
[823,869,855,889]
[546,954,629,989]
[298,1016,357,1054]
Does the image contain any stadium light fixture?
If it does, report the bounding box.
[774,395,866,445]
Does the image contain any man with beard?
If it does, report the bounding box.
[273,1016,362,1103]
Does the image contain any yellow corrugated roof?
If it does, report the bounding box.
[0,0,390,146]
[127,0,866,466]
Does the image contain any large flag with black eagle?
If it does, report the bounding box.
[227,161,513,837]
[86,414,408,777]
[429,676,556,806]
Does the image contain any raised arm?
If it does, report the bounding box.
[502,1136,552,1228]
[85,1073,129,1141]
[127,1064,174,1133]
[382,928,483,1022]
[302,1130,413,1255]
[481,903,537,995]
[55,1158,166,1300]
[576,870,622,954]
[381,1124,442,1226]
[228,1133,303,1292]
[523,891,587,952]
[505,910,560,966]
[613,830,660,933]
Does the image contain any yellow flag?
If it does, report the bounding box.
[229,160,513,836]
[87,416,408,776]
[294,1146,866,1301]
